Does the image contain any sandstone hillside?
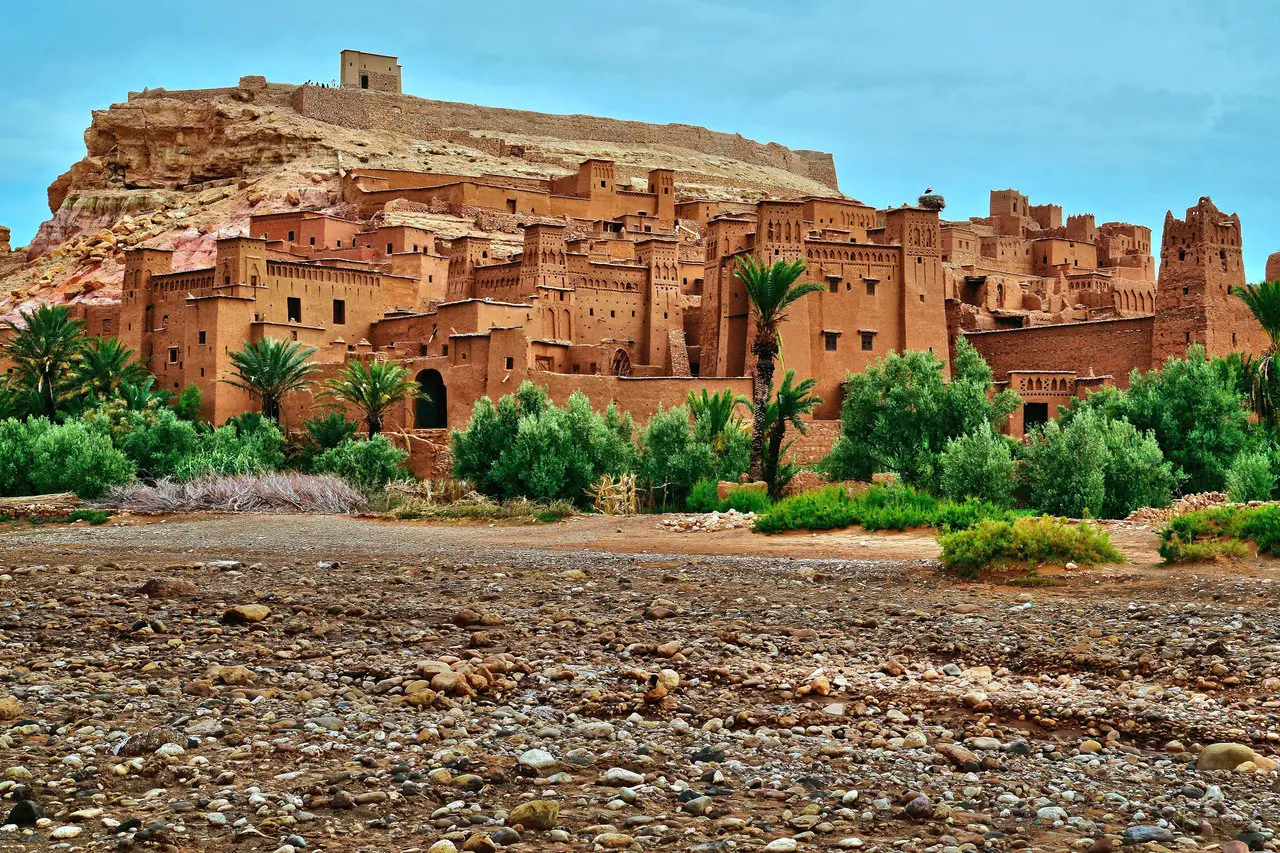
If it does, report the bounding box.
[0,78,841,316]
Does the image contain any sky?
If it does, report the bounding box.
[1,0,1277,280]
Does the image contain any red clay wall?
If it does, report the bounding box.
[963,317,1154,389]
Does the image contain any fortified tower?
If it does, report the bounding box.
[119,248,175,358]
[0,225,10,254]
[1151,197,1263,364]
[1267,252,1280,284]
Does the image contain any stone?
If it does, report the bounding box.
[1121,826,1173,844]
[221,604,271,624]
[508,799,559,830]
[51,826,83,839]
[595,833,636,849]
[1221,842,1250,853]
[1197,742,1260,771]
[763,839,799,852]
[138,576,199,598]
[518,749,556,772]
[904,796,933,820]
[601,767,645,786]
[0,696,23,720]
[428,842,459,853]
[6,799,42,826]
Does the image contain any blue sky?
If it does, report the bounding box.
[2,0,1276,279]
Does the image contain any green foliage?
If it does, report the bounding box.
[754,484,1018,535]
[307,411,360,448]
[170,417,285,481]
[74,336,149,405]
[110,406,202,480]
[687,388,748,438]
[2,305,86,418]
[313,436,408,495]
[825,337,1019,489]
[939,422,1016,506]
[734,255,824,479]
[1070,346,1251,493]
[1157,504,1280,563]
[686,479,722,513]
[452,382,635,506]
[26,419,135,498]
[721,486,772,514]
[638,405,719,510]
[764,370,822,498]
[0,418,41,496]
[1020,409,1175,519]
[223,337,317,422]
[173,384,203,422]
[684,480,771,514]
[939,516,1123,578]
[1226,451,1276,503]
[321,358,420,436]
[68,509,111,525]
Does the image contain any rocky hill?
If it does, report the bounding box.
[1,77,840,315]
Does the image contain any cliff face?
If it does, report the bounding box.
[4,78,841,315]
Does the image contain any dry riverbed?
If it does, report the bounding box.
[2,513,1280,852]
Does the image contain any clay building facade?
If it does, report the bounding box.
[339,51,401,93]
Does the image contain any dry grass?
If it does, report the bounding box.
[103,473,367,515]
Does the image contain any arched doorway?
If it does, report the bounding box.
[611,348,632,377]
[415,369,447,428]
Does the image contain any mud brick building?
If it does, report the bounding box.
[42,52,1276,475]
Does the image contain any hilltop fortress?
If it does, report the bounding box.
[5,51,1277,472]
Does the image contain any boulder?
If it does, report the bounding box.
[508,800,559,831]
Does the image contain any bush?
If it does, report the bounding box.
[686,479,721,513]
[0,417,41,496]
[722,485,771,514]
[1226,452,1276,503]
[111,407,202,480]
[939,516,1123,578]
[1157,504,1280,563]
[824,337,1019,489]
[173,384,203,421]
[453,382,635,505]
[1020,410,1175,518]
[753,484,1017,534]
[1069,346,1251,493]
[939,422,1016,505]
[313,436,408,494]
[637,405,719,510]
[28,419,135,498]
[104,473,366,515]
[170,418,286,481]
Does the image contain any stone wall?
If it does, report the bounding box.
[963,317,1154,389]
[290,86,838,190]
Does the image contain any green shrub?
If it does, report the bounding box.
[824,337,1019,489]
[939,516,1123,578]
[686,479,721,513]
[721,485,771,514]
[0,417,42,496]
[637,405,718,510]
[939,422,1016,505]
[1226,452,1276,503]
[1157,504,1276,563]
[453,382,635,505]
[313,436,408,494]
[28,420,135,499]
[1020,410,1174,518]
[305,411,359,449]
[114,408,202,480]
[753,484,1016,534]
[173,384,203,421]
[171,419,286,481]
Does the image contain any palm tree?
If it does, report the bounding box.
[75,336,149,404]
[687,388,749,442]
[1,304,86,418]
[320,358,421,437]
[762,370,822,497]
[223,338,317,423]
[734,255,824,480]
[1233,280,1280,424]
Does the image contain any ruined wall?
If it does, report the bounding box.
[963,317,1154,389]
[1267,252,1280,284]
[290,86,838,190]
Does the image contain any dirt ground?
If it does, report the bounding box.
[3,513,1280,853]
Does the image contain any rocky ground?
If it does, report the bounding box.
[2,513,1280,852]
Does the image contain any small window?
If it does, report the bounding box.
[1185,332,1191,345]
[250,275,258,286]
[866,281,876,296]
[505,357,514,370]
[828,279,839,294]
[309,237,316,246]
[419,344,428,356]
[198,330,207,344]
[442,344,449,356]
[168,346,179,364]
[823,333,838,352]
[288,231,295,242]
[287,297,302,323]
[600,180,606,188]
[861,332,874,351]
[610,310,615,318]
[333,299,346,324]
[387,243,394,254]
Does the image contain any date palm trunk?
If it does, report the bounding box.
[748,339,776,482]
